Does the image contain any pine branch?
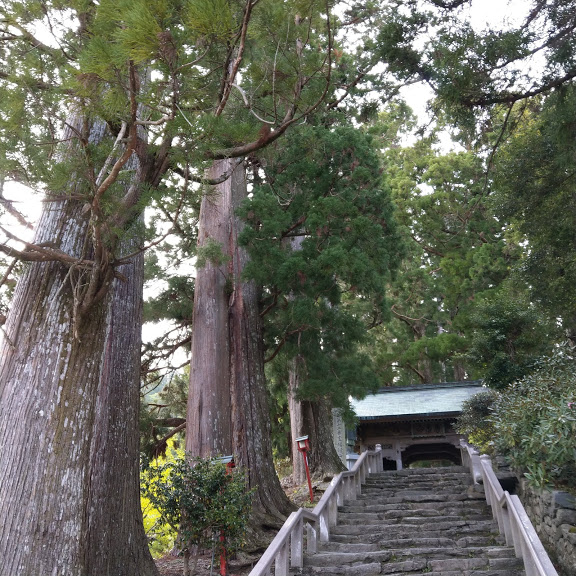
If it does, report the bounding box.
[209,0,334,159]
[0,18,67,60]
[0,226,94,267]
[215,0,258,117]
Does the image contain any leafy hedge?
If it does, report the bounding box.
[455,389,499,454]
[491,349,576,490]
[457,347,576,492]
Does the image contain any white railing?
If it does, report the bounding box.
[248,449,383,576]
[460,441,559,576]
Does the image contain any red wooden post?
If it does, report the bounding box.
[296,436,314,503]
[218,456,235,576]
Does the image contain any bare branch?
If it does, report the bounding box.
[0,181,34,230]
[231,83,275,125]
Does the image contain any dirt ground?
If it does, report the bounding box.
[154,552,256,576]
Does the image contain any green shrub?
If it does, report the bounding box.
[456,389,499,454]
[491,347,576,491]
[141,452,253,576]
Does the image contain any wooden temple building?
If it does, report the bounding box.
[333,381,483,470]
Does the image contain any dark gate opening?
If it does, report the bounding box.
[401,442,462,468]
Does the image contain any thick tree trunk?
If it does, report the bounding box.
[187,159,292,532]
[186,161,234,459]
[0,121,157,576]
[289,359,345,483]
[83,236,158,575]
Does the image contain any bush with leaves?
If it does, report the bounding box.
[455,389,499,455]
[141,452,253,576]
[491,347,576,491]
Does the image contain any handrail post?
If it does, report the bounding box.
[275,540,289,576]
[290,516,303,569]
[306,521,317,554]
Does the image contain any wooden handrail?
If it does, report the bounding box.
[460,441,559,576]
[248,449,383,576]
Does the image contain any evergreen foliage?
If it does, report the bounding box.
[141,451,252,574]
[491,87,576,337]
[239,123,404,405]
[455,389,498,454]
[369,104,517,385]
[491,347,576,491]
[465,286,558,389]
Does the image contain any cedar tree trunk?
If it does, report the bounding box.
[289,358,345,483]
[187,159,292,530]
[83,234,158,575]
[0,120,157,576]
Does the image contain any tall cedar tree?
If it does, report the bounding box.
[371,105,515,385]
[238,124,404,478]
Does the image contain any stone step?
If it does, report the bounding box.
[292,567,523,576]
[319,535,506,552]
[330,520,501,541]
[342,499,489,514]
[380,556,524,574]
[369,466,469,476]
[290,467,524,576]
[364,471,472,487]
[365,474,471,484]
[361,484,477,495]
[365,470,470,482]
[305,545,519,566]
[335,513,496,527]
[361,482,474,493]
[362,482,469,497]
[292,556,524,575]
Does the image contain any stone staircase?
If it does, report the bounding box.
[293,466,525,576]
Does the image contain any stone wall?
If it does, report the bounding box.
[518,479,576,576]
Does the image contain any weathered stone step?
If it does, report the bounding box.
[366,473,470,483]
[362,481,473,493]
[319,535,506,552]
[336,512,495,526]
[365,470,470,482]
[293,555,524,575]
[362,481,472,491]
[330,520,500,541]
[313,544,517,559]
[342,499,489,514]
[379,556,524,574]
[361,483,476,494]
[369,466,469,476]
[292,567,523,576]
[340,500,490,515]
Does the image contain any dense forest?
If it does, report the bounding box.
[0,1,575,574]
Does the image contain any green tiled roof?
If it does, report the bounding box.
[351,382,483,419]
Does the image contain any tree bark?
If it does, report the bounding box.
[187,159,292,532]
[289,358,345,483]
[0,119,157,576]
[83,232,158,575]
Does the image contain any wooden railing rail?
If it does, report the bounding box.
[460,441,559,576]
[248,449,383,576]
